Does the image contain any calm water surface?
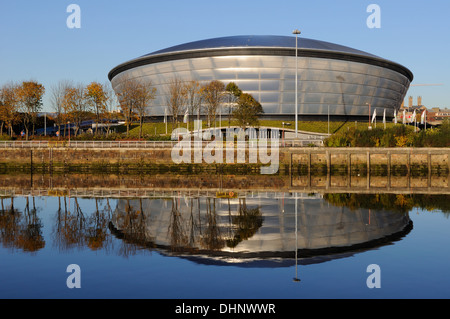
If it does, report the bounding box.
[0,185,449,299]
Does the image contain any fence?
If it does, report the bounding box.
[0,139,324,149]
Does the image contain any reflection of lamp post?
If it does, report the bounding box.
[293,29,301,138]
[293,195,301,283]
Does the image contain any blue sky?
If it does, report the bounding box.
[1,0,449,111]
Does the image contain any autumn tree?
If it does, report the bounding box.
[165,77,187,127]
[0,82,20,137]
[50,80,72,139]
[200,80,225,127]
[232,92,264,129]
[17,81,45,140]
[85,82,107,135]
[63,83,91,136]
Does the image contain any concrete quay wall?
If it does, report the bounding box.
[0,146,448,173]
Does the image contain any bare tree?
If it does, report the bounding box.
[165,77,187,127]
[135,80,157,139]
[184,80,202,131]
[50,80,72,139]
[102,81,120,136]
[200,80,225,127]
[116,75,141,136]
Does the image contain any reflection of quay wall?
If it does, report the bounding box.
[112,196,411,253]
[0,173,448,197]
[0,147,449,172]
[292,174,450,192]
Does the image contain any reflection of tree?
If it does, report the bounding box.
[201,198,225,251]
[0,197,44,252]
[168,198,188,251]
[54,197,86,249]
[53,197,112,251]
[226,198,263,248]
[109,196,265,254]
[323,193,450,215]
[0,197,20,249]
[85,199,111,250]
[18,197,45,251]
[111,199,149,257]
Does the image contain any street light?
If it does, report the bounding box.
[293,29,301,138]
[366,102,372,130]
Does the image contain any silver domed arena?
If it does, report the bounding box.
[108,35,413,122]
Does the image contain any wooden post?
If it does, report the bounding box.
[326,150,331,175]
[407,150,411,175]
[367,151,370,189]
[307,151,311,174]
[428,151,432,188]
[347,152,351,187]
[387,151,391,189]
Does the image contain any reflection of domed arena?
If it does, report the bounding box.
[108,35,413,121]
[110,194,412,265]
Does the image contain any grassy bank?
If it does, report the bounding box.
[113,120,383,139]
[324,121,450,147]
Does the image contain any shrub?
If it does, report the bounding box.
[325,123,448,148]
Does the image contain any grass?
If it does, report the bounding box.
[116,119,394,138]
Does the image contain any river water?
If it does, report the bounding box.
[0,173,449,299]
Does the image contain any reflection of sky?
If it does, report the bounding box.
[0,195,449,299]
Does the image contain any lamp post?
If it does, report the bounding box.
[293,29,301,138]
[366,102,372,130]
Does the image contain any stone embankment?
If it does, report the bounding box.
[0,145,448,174]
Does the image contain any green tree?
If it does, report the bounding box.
[232,93,264,129]
[225,82,242,127]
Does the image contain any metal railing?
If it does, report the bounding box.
[0,139,324,149]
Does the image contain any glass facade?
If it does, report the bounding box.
[110,54,411,118]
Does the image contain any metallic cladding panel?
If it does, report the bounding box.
[110,54,411,118]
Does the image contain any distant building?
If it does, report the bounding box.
[427,108,450,124]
